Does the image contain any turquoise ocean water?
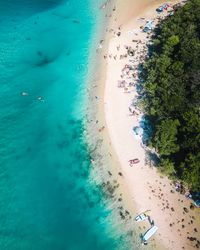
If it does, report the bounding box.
[0,0,132,249]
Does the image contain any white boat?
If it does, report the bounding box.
[135,213,148,222]
[135,210,150,222]
[142,225,158,244]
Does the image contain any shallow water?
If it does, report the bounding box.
[0,0,140,250]
[0,0,133,249]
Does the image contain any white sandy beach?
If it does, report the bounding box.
[90,0,200,249]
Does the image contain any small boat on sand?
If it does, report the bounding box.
[135,210,150,222]
[135,213,148,222]
[142,225,158,245]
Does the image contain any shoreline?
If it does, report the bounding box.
[87,0,200,249]
[85,1,146,248]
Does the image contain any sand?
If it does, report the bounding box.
[89,0,200,249]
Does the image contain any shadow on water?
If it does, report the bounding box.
[34,50,61,67]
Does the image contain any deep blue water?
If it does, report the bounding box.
[0,1,128,249]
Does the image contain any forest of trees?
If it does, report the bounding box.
[141,0,200,191]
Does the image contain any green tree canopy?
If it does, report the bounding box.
[152,119,180,156]
[141,0,200,190]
